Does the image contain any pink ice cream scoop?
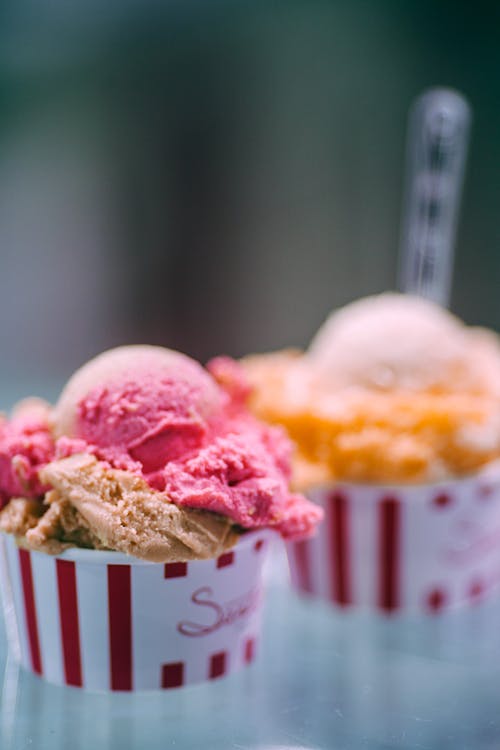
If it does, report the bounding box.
[49,346,322,540]
[0,399,54,506]
[53,346,222,473]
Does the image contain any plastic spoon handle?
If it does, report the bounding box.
[398,88,471,307]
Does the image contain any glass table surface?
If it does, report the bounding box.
[2,547,500,750]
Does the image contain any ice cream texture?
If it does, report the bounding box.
[0,346,322,560]
[245,294,500,485]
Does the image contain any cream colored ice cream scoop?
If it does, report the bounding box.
[308,293,500,394]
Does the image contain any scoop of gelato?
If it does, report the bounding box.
[52,346,221,471]
[38,454,239,562]
[0,346,322,555]
[308,293,499,394]
[244,294,500,485]
[0,399,54,505]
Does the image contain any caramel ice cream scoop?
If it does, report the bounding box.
[245,294,500,485]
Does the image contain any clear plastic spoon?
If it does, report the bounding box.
[398,88,471,307]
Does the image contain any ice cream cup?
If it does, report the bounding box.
[287,462,500,615]
[0,529,272,691]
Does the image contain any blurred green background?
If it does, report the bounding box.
[0,0,498,397]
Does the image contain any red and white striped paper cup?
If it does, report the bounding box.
[0,530,271,691]
[288,462,500,615]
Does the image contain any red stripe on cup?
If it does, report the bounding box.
[162,661,184,689]
[244,638,256,663]
[18,549,42,675]
[56,560,83,687]
[293,540,313,593]
[209,651,227,679]
[426,587,447,612]
[164,562,187,579]
[216,552,234,569]
[328,492,351,606]
[107,565,132,691]
[378,497,401,612]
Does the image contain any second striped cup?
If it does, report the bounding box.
[288,464,500,615]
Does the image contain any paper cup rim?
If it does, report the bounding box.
[302,459,500,497]
[0,527,276,566]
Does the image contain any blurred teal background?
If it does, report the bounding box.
[0,1,498,399]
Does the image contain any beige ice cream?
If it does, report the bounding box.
[0,455,237,561]
[245,293,500,485]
